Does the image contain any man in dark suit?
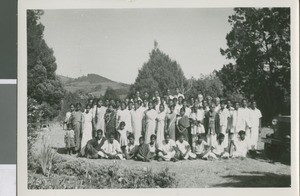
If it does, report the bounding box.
[80,129,106,159]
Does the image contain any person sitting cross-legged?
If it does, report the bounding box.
[81,129,106,159]
[136,136,152,162]
[122,133,138,160]
[192,133,215,160]
[229,130,250,158]
[157,133,178,162]
[211,133,230,159]
[98,133,124,160]
[175,133,197,160]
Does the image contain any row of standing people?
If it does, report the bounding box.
[64,94,262,157]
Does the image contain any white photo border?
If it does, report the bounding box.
[18,0,299,196]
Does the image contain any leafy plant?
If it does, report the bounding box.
[39,135,55,176]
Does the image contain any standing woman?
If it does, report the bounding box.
[105,104,117,139]
[70,102,84,152]
[116,102,132,133]
[144,101,158,144]
[155,104,166,146]
[81,104,93,149]
[165,105,177,141]
[131,101,144,144]
[92,99,107,136]
[64,103,75,129]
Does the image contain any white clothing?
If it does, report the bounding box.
[157,139,176,161]
[232,137,250,157]
[92,106,107,133]
[176,140,196,159]
[117,109,132,132]
[174,93,185,99]
[236,107,251,140]
[118,128,128,146]
[81,112,93,148]
[131,107,144,143]
[99,139,124,159]
[156,111,166,146]
[249,108,262,149]
[174,104,182,115]
[212,141,228,156]
[144,109,158,144]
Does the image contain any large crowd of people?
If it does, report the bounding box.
[64,87,262,162]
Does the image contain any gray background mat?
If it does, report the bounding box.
[0,0,17,79]
[0,85,17,164]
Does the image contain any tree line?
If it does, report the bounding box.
[27,8,290,126]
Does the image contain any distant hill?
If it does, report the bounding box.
[58,74,130,98]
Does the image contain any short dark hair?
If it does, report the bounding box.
[217,133,225,139]
[238,130,246,135]
[96,129,103,135]
[119,121,126,127]
[69,103,75,107]
[139,136,145,141]
[127,133,134,140]
[76,102,81,107]
[150,134,157,140]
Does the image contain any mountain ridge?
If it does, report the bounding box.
[57,73,130,98]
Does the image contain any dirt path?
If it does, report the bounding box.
[33,123,291,188]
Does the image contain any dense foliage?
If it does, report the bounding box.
[218,8,290,121]
[28,155,178,189]
[103,87,120,101]
[27,10,65,121]
[130,41,188,97]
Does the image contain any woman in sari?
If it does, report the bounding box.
[144,101,158,144]
[165,105,177,141]
[176,107,190,142]
[104,104,117,139]
[155,104,166,146]
[93,99,107,136]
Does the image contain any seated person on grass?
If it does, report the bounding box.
[136,136,152,162]
[157,133,178,162]
[148,134,159,160]
[98,133,124,160]
[229,130,250,158]
[192,133,214,160]
[211,133,230,159]
[81,129,106,159]
[122,133,138,160]
[176,133,197,160]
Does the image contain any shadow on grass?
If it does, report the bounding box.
[248,150,290,166]
[214,171,291,187]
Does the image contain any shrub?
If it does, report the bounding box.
[28,157,178,189]
[39,135,56,176]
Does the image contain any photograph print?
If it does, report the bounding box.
[27,8,291,189]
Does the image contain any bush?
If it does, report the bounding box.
[28,157,178,189]
[39,135,56,176]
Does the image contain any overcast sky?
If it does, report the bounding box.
[40,8,235,84]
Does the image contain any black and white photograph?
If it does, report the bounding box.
[20,1,298,193]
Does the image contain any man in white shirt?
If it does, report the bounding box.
[229,130,250,158]
[176,134,196,160]
[249,101,262,149]
[236,99,251,140]
[174,87,185,99]
[166,89,174,100]
[98,133,124,160]
[214,97,221,113]
[173,97,182,115]
[219,101,230,147]
[182,99,191,117]
[211,133,229,159]
[157,133,177,161]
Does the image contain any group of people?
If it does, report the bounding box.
[63,87,262,162]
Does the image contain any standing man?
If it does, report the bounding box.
[249,101,262,150]
[236,99,251,141]
[174,87,185,99]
